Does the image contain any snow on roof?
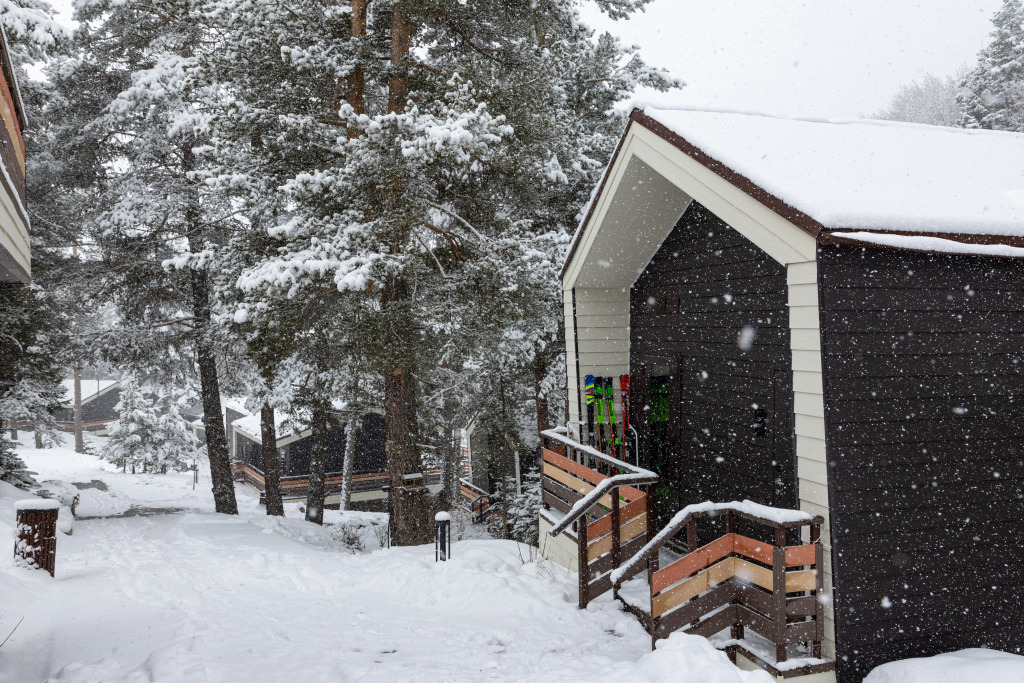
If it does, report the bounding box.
[231,410,295,440]
[60,379,119,404]
[640,106,1024,237]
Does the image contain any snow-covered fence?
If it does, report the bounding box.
[13,499,60,576]
[613,501,833,677]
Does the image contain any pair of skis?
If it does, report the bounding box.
[583,374,632,463]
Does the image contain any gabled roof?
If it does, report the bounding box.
[60,379,120,406]
[565,107,1024,274]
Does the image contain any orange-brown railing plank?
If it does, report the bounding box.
[588,495,646,539]
[785,569,817,593]
[542,463,614,509]
[785,543,817,567]
[541,448,645,502]
[652,533,735,594]
[732,557,774,591]
[734,534,773,565]
[588,514,647,561]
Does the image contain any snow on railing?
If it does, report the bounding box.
[611,500,816,586]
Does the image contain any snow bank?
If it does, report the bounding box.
[640,106,1024,237]
[865,648,1024,682]
[0,439,773,682]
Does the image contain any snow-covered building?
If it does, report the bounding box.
[554,107,1024,681]
[229,409,414,510]
[54,380,121,435]
[0,30,28,284]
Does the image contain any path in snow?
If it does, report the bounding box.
[0,438,769,682]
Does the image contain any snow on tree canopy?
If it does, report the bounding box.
[639,106,1024,236]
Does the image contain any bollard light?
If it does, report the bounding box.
[435,511,451,561]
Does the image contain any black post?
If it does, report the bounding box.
[435,511,451,561]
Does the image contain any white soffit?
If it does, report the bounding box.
[565,122,818,291]
[565,143,692,290]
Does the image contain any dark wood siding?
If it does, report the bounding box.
[819,245,1024,681]
[630,202,797,521]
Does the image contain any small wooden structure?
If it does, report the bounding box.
[14,500,59,576]
[554,106,1024,680]
[539,429,657,608]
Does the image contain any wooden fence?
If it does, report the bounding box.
[540,429,658,608]
[613,503,834,678]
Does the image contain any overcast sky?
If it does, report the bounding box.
[579,0,1004,118]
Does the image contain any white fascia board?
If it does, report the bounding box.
[628,126,817,265]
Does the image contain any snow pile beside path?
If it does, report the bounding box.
[865,648,1024,682]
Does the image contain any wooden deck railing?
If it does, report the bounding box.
[540,428,658,608]
[458,479,492,523]
[612,501,834,678]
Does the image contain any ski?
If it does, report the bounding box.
[584,374,596,450]
[620,374,631,463]
[605,376,620,461]
[594,377,606,458]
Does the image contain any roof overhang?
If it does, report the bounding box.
[565,109,1024,279]
[563,110,820,289]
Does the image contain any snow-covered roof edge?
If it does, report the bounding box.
[563,107,1024,275]
[559,108,823,279]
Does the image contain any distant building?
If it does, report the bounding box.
[54,380,121,435]
[0,28,29,284]
[228,408,438,511]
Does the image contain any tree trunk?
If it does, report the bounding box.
[182,135,237,516]
[389,3,410,115]
[34,430,42,449]
[261,402,284,516]
[339,413,358,512]
[9,426,16,440]
[305,404,329,525]
[345,0,368,137]
[381,4,431,545]
[534,358,549,439]
[189,263,237,515]
[384,364,431,545]
[73,367,84,453]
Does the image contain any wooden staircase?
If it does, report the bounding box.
[540,429,835,680]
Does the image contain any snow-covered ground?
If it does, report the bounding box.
[1,436,769,682]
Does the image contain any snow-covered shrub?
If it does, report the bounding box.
[505,469,541,546]
[330,522,365,554]
[0,435,37,490]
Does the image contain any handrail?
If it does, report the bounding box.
[540,429,657,537]
[612,500,823,586]
[541,428,657,477]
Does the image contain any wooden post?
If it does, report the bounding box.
[14,502,59,576]
[611,489,621,601]
[773,526,787,663]
[812,523,824,658]
[578,509,590,609]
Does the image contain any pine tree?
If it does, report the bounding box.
[199,0,677,544]
[959,0,1024,131]
[0,433,37,490]
[102,375,162,473]
[73,0,238,512]
[507,468,542,546]
[153,394,199,473]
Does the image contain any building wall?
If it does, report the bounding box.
[0,46,27,284]
[818,245,1024,681]
[564,286,630,448]
[630,202,797,520]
